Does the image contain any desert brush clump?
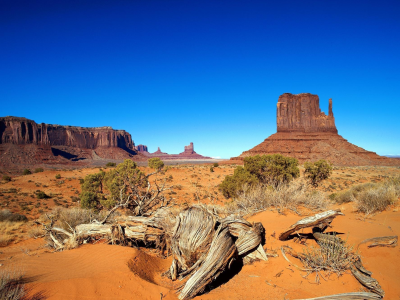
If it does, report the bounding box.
[80,159,171,215]
[226,178,327,216]
[0,209,28,222]
[304,159,332,187]
[299,237,359,283]
[0,268,44,300]
[332,176,400,214]
[148,157,164,171]
[219,154,300,199]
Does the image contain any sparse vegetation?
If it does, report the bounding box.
[332,176,400,214]
[2,175,11,182]
[226,179,327,215]
[55,174,61,179]
[22,169,31,175]
[105,162,116,167]
[0,210,28,222]
[304,159,332,187]
[213,162,219,168]
[219,154,299,198]
[34,168,44,173]
[298,237,358,283]
[36,190,50,199]
[148,157,164,170]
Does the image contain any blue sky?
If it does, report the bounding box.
[1,0,399,158]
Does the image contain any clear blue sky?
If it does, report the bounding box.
[1,0,399,158]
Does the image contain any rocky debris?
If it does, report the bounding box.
[137,142,211,160]
[232,93,400,166]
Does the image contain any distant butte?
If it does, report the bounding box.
[232,93,400,166]
[136,142,211,160]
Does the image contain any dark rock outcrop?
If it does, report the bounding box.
[232,93,400,166]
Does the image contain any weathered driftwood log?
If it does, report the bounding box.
[358,235,398,249]
[169,206,268,300]
[178,225,237,300]
[351,266,385,298]
[279,210,344,241]
[295,292,382,299]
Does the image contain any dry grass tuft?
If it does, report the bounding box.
[333,176,400,214]
[227,178,327,216]
[0,221,24,247]
[0,269,25,300]
[300,237,359,283]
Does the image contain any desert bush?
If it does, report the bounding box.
[22,169,31,175]
[36,190,49,200]
[219,166,258,199]
[55,174,61,179]
[226,178,327,215]
[298,237,358,283]
[28,226,44,239]
[219,154,299,198]
[80,159,169,215]
[355,184,397,214]
[34,168,44,173]
[0,268,44,299]
[2,175,11,182]
[304,159,332,187]
[213,162,219,168]
[0,210,28,222]
[210,166,214,172]
[105,162,116,167]
[148,157,164,170]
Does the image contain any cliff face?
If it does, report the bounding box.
[232,93,400,166]
[277,93,337,133]
[0,117,134,150]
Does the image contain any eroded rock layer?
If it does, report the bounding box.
[232,93,400,166]
[0,116,146,169]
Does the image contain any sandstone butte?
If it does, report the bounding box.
[0,116,147,169]
[136,142,211,160]
[231,93,400,166]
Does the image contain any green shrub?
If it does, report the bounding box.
[304,160,333,187]
[55,174,61,179]
[210,166,214,172]
[219,166,258,198]
[34,168,44,173]
[0,209,28,222]
[2,175,11,182]
[213,162,219,168]
[36,190,49,199]
[79,178,84,184]
[243,154,299,186]
[148,157,164,170]
[105,162,116,167]
[219,154,299,199]
[22,169,31,175]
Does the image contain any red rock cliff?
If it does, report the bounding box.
[277,93,337,133]
[0,116,135,150]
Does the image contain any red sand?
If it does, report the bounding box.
[0,202,398,299]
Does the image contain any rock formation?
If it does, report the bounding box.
[0,116,146,169]
[277,93,337,133]
[232,93,400,166]
[135,144,148,152]
[137,142,211,160]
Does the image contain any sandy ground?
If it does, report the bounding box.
[0,164,400,299]
[0,202,399,299]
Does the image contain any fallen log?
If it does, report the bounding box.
[358,235,398,249]
[351,266,385,298]
[178,225,237,300]
[279,210,344,241]
[294,292,382,299]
